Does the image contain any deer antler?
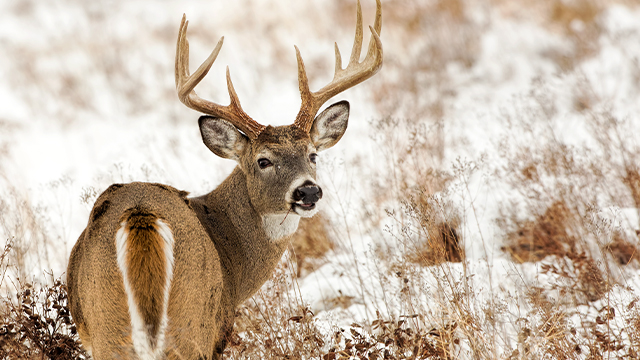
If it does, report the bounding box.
[175,15,266,140]
[293,0,383,132]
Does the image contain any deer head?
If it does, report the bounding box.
[175,0,382,220]
[67,2,383,358]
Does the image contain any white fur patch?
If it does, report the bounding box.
[115,218,175,359]
[262,213,300,241]
[154,219,174,357]
[292,204,320,218]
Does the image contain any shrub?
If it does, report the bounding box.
[0,275,87,360]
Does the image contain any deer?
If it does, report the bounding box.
[66,0,382,358]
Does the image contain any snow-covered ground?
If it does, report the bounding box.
[2,0,640,357]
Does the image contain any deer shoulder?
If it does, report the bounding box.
[67,1,383,358]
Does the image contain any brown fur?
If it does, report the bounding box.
[120,208,169,347]
[67,72,353,360]
[68,183,223,359]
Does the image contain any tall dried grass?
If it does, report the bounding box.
[2,0,640,359]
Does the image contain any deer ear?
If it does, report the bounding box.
[199,116,248,161]
[310,101,349,152]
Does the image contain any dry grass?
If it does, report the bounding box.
[546,0,603,71]
[0,188,53,282]
[491,0,605,71]
[407,222,463,267]
[400,193,464,267]
[503,201,579,263]
[368,114,463,268]
[0,273,87,360]
[225,262,327,359]
[623,168,640,210]
[227,259,460,359]
[2,0,640,359]
[605,231,640,266]
[290,215,336,278]
[360,0,483,168]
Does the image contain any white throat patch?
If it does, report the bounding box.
[262,213,301,241]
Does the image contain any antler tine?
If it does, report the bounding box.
[294,0,383,133]
[348,0,364,66]
[367,0,382,59]
[175,14,266,140]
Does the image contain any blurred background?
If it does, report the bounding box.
[2,0,640,358]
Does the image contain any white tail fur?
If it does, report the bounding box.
[115,213,174,359]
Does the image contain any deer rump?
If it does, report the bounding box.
[67,0,382,358]
[68,183,225,359]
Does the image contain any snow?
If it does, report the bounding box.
[2,0,640,356]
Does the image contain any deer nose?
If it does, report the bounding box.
[293,185,323,204]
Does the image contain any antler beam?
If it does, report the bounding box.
[175,15,266,140]
[294,0,383,132]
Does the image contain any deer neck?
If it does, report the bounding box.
[189,166,299,306]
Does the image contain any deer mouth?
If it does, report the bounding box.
[292,202,316,211]
[291,201,318,216]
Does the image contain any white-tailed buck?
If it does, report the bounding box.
[67,1,382,358]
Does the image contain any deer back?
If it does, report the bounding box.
[67,0,382,358]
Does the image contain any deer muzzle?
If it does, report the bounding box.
[293,183,323,206]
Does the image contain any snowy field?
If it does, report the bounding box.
[2,0,640,358]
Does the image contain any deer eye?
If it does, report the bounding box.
[257,158,273,169]
[309,153,318,164]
